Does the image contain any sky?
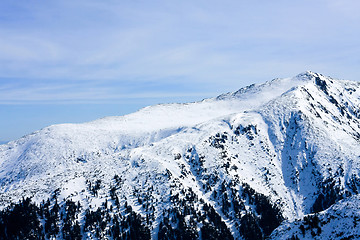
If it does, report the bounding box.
[1,0,360,142]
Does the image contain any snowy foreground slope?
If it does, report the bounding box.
[1,72,360,239]
[270,195,360,239]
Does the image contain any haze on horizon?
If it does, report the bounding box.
[1,0,360,141]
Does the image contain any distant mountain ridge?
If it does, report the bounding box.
[1,71,360,239]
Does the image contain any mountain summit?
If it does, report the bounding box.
[1,72,360,239]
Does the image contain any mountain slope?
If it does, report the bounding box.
[270,195,360,239]
[1,71,360,239]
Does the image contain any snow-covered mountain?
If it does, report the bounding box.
[1,71,360,239]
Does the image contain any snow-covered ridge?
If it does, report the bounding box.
[0,71,320,159]
[1,71,360,239]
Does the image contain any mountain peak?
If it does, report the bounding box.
[216,71,326,102]
[295,71,327,81]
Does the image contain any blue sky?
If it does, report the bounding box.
[1,0,360,141]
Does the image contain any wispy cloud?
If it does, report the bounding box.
[0,77,220,104]
[0,0,359,104]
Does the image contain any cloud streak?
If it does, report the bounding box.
[0,77,220,104]
[0,0,359,103]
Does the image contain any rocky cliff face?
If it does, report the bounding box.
[1,72,360,239]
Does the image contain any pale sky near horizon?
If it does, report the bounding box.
[1,0,360,141]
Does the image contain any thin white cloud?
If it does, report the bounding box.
[0,0,359,104]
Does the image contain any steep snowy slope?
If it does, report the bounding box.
[1,71,360,240]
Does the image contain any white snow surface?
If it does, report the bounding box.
[270,195,360,239]
[1,71,360,239]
